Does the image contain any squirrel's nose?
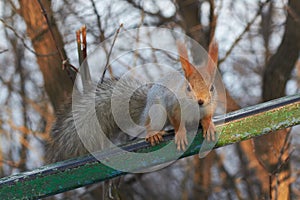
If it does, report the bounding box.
[198,100,204,106]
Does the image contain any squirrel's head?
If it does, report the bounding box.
[177,40,218,107]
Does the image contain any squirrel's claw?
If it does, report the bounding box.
[175,130,188,151]
[201,117,216,141]
[145,131,165,146]
[206,123,216,141]
[202,119,216,141]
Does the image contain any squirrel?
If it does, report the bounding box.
[45,78,149,163]
[46,40,218,162]
[141,41,218,151]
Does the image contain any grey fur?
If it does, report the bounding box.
[46,78,148,163]
[46,74,217,162]
[140,72,217,136]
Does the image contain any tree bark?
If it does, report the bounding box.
[255,0,300,198]
[262,0,300,100]
[19,0,73,112]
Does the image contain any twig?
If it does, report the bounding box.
[36,0,66,67]
[82,26,87,60]
[36,0,78,76]
[76,30,83,66]
[218,0,270,65]
[0,49,8,54]
[76,26,91,91]
[100,24,123,84]
[0,18,57,57]
[126,0,175,24]
[76,25,88,66]
[133,10,145,66]
[90,0,105,42]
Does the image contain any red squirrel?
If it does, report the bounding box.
[46,40,218,162]
[142,41,218,150]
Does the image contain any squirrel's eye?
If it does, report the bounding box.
[210,85,214,92]
[186,85,191,92]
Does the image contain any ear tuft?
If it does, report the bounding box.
[207,39,218,76]
[177,41,194,78]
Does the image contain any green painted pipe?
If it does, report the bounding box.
[0,94,299,199]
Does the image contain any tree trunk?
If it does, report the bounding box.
[19,0,73,112]
[255,0,300,198]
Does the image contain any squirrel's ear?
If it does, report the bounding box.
[206,39,218,76]
[177,41,194,78]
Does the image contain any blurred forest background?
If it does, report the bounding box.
[0,0,300,199]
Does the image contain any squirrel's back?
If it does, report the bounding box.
[46,78,148,163]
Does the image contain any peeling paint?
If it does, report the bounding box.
[0,94,300,199]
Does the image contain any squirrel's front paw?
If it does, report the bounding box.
[175,130,188,151]
[206,123,216,141]
[202,119,216,141]
[145,131,165,146]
